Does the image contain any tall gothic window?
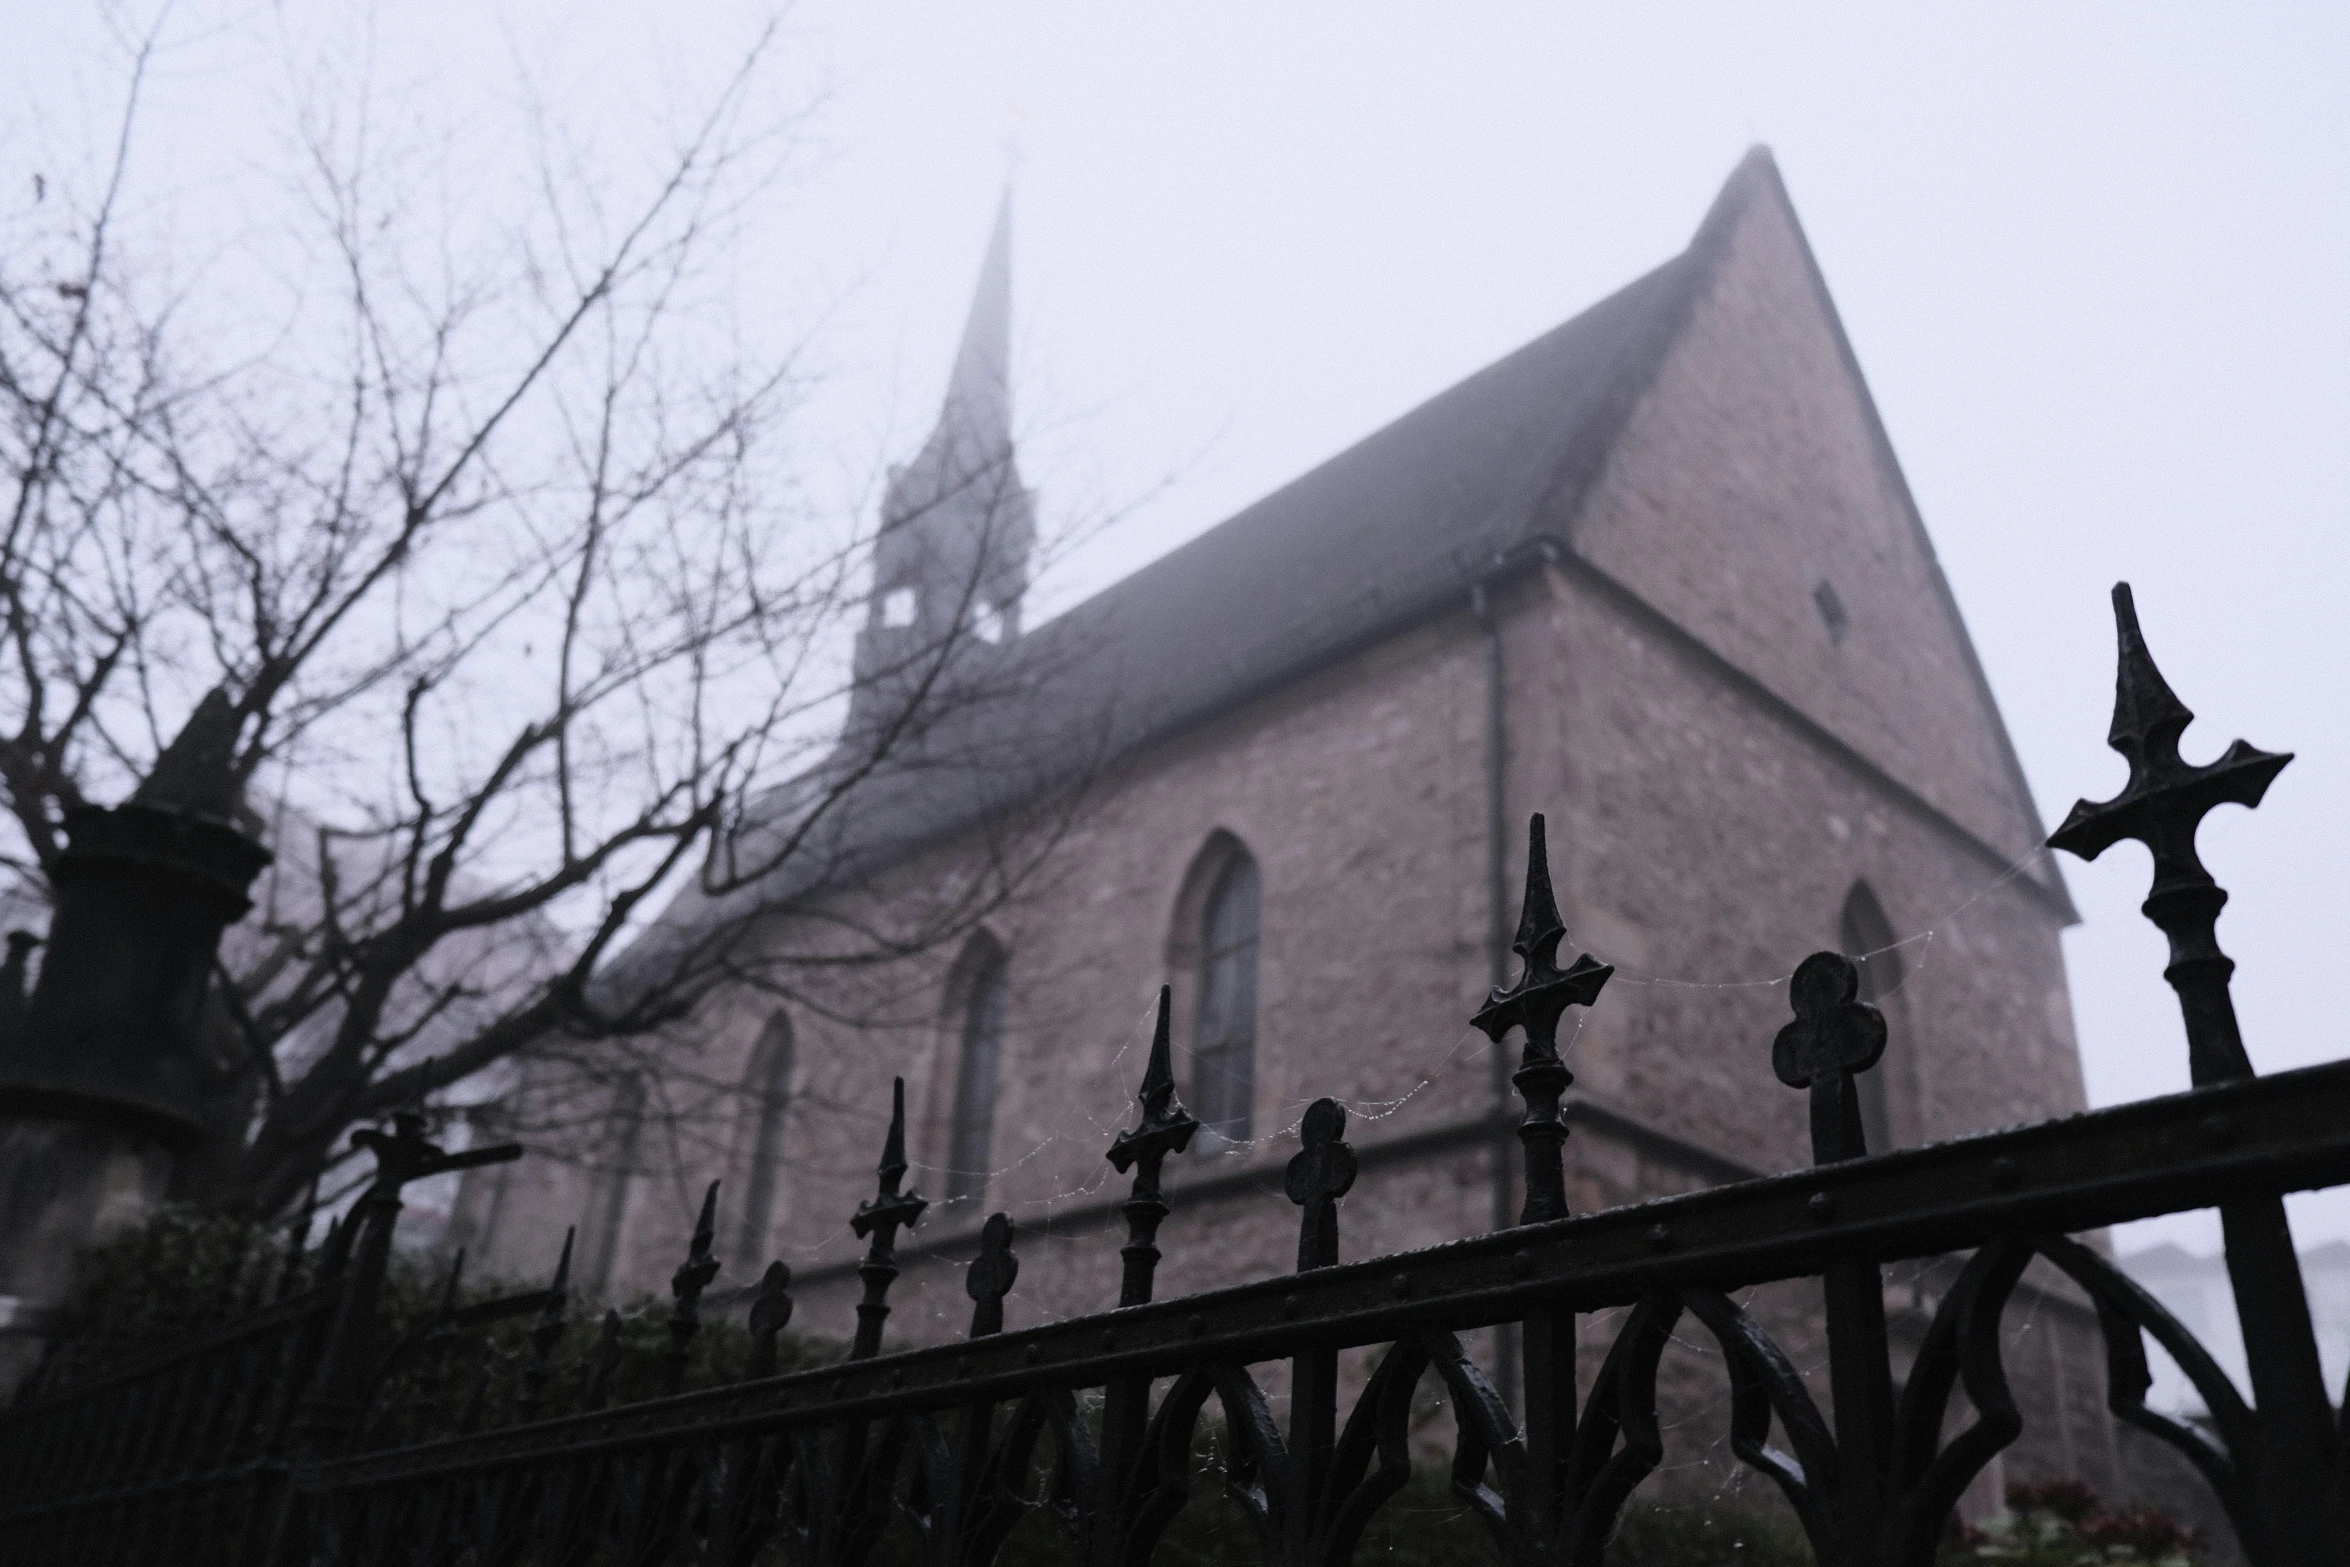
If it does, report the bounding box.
[1840,882,1904,1155]
[736,1012,796,1260]
[946,939,1009,1208]
[587,1076,645,1297]
[1193,852,1262,1143]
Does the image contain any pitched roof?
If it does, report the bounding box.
[1032,206,1707,757]
[649,148,2064,952]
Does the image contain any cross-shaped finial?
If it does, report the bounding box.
[517,1228,573,1420]
[1471,814,1613,1224]
[1772,952,1888,1165]
[2048,584,2290,1084]
[850,1078,928,1359]
[853,1077,930,1245]
[1285,1098,1358,1272]
[351,1109,441,1184]
[2050,583,2291,877]
[1109,988,1200,1182]
[965,1212,1020,1338]
[1471,814,1614,1065]
[1106,987,1198,1307]
[352,1108,521,1194]
[665,1180,723,1390]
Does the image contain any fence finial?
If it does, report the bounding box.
[1772,952,1887,1164]
[517,1228,573,1421]
[1285,1098,1357,1272]
[2050,582,2336,1528]
[966,1213,1019,1337]
[1106,986,1198,1307]
[747,1261,795,1379]
[1471,813,1613,1223]
[2049,582,2290,1085]
[665,1181,722,1392]
[850,1078,928,1358]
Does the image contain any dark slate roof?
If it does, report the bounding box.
[870,160,1767,824]
[1036,241,1701,757]
[641,147,2069,960]
[634,156,1749,962]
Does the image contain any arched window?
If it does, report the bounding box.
[736,1012,796,1260]
[946,939,1009,1208]
[587,1076,645,1297]
[1839,882,1905,1155]
[1193,852,1262,1143]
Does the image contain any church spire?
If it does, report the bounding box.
[920,187,1012,478]
[849,194,1037,739]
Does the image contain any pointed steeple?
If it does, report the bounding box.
[915,188,1013,483]
[848,194,1037,741]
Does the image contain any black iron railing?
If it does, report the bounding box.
[0,584,2343,1566]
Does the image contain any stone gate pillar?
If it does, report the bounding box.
[0,693,271,1389]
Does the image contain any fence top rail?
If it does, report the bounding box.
[0,1280,343,1425]
[304,1051,2350,1491]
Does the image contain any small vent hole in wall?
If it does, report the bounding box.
[1813,579,1849,646]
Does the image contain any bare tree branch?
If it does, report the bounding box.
[0,17,1108,1217]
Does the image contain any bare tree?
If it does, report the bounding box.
[0,20,1089,1215]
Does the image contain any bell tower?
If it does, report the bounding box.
[848,193,1035,738]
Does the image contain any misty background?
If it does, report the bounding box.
[9,4,2344,1252]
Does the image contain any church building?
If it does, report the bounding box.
[455,149,2133,1501]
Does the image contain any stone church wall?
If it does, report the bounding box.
[449,154,2139,1524]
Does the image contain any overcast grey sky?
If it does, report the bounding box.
[14,5,2348,1249]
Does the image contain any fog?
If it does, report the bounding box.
[12,4,2346,1249]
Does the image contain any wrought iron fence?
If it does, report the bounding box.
[2,584,2346,1566]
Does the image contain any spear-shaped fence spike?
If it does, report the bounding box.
[747,1262,795,1380]
[1105,987,1199,1308]
[517,1228,574,1423]
[665,1181,722,1394]
[965,1214,1019,1338]
[1470,813,1614,1224]
[2103,582,2196,757]
[1513,811,1568,964]
[850,1078,928,1359]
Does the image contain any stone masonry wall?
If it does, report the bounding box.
[449,162,2148,1531]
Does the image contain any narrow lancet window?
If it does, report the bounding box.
[736,1012,796,1260]
[1193,853,1262,1143]
[947,941,1009,1207]
[587,1076,645,1297]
